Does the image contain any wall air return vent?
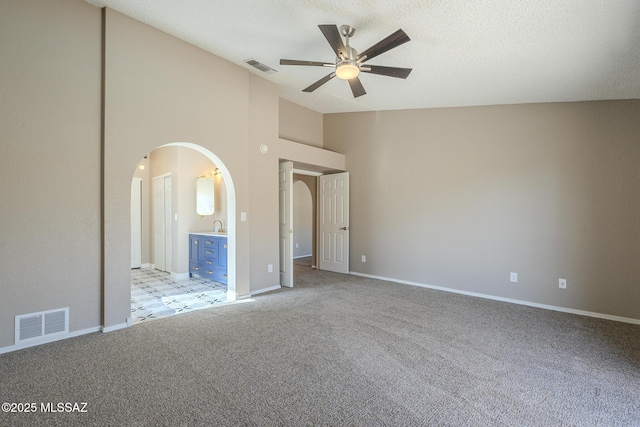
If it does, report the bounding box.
[244,59,277,74]
[15,308,69,345]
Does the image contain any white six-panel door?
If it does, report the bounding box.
[279,161,293,287]
[319,172,349,274]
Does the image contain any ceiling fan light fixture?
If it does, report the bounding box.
[335,62,359,80]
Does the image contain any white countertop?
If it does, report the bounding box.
[189,231,227,237]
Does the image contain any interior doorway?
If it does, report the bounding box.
[129,142,237,324]
[280,165,349,287]
[293,177,315,267]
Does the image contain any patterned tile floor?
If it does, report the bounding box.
[131,268,229,324]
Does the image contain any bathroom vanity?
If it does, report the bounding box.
[189,232,228,285]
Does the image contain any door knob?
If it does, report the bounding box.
[339,226,349,230]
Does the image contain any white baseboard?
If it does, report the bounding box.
[0,326,102,355]
[171,271,189,280]
[2,319,135,354]
[249,285,282,296]
[141,263,152,268]
[101,319,131,333]
[349,271,640,326]
[226,290,239,301]
[293,254,312,259]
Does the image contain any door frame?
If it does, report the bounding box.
[279,165,349,287]
[131,177,142,269]
[279,161,293,287]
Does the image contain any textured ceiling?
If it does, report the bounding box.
[85,0,640,113]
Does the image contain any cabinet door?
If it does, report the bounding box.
[189,236,200,263]
[215,238,228,284]
[217,238,227,269]
[189,235,203,277]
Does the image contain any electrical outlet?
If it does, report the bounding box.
[559,278,567,289]
[268,264,273,273]
[510,272,518,283]
[361,255,366,262]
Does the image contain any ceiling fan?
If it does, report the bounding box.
[280,24,412,98]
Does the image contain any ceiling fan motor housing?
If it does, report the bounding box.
[339,46,358,63]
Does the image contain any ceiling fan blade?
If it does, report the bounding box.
[318,24,347,59]
[303,73,336,92]
[280,59,335,67]
[348,77,366,98]
[361,65,412,79]
[356,29,411,63]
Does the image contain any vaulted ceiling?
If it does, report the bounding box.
[85,0,640,113]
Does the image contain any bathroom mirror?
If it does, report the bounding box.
[196,177,214,215]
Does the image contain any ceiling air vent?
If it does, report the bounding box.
[244,59,277,74]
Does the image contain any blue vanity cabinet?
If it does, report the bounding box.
[189,233,228,285]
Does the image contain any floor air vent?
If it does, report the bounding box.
[15,308,69,345]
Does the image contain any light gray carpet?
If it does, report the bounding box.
[293,256,313,267]
[2,265,639,426]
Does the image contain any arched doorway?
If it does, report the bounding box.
[293,179,313,267]
[129,142,236,324]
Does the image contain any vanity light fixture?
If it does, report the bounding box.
[213,168,221,176]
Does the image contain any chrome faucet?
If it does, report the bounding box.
[213,220,224,233]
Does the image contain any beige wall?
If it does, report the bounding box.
[103,6,255,327]
[0,0,341,349]
[279,98,323,147]
[0,0,102,347]
[324,101,640,320]
[248,75,281,289]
